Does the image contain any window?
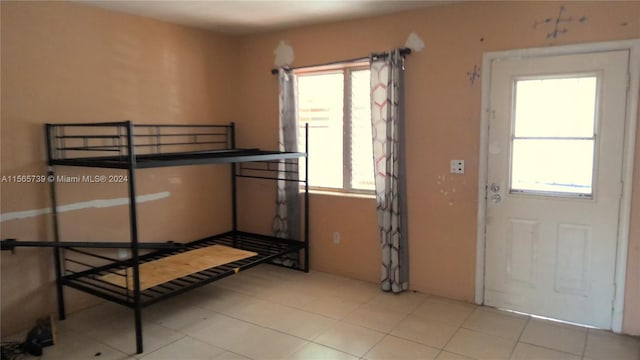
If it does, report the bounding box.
[297,64,375,192]
[510,75,598,197]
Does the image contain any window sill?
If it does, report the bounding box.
[305,189,376,200]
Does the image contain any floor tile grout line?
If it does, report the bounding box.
[433,349,444,359]
[307,338,371,358]
[184,314,307,360]
[266,280,376,318]
[190,310,320,343]
[360,332,389,359]
[437,348,477,359]
[232,306,383,348]
[133,333,191,359]
[582,328,591,358]
[340,300,417,335]
[188,288,341,332]
[516,341,591,359]
[516,318,592,357]
[385,310,412,335]
[459,306,531,342]
[376,331,444,359]
[507,315,531,359]
[284,337,312,359]
[444,327,521,360]
[438,302,479,352]
[517,338,591,358]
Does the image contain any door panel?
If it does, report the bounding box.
[506,219,537,288]
[484,50,629,328]
[555,223,590,296]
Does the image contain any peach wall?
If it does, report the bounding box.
[233,1,640,333]
[307,194,380,283]
[1,2,237,335]
[2,0,639,337]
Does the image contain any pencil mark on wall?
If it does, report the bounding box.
[437,175,456,206]
[0,191,171,222]
[533,5,587,40]
[620,22,628,27]
[467,64,480,86]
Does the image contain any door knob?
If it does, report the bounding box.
[491,193,502,204]
[490,183,500,193]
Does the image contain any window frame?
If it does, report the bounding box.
[295,61,375,195]
[508,73,601,199]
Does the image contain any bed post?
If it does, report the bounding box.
[304,123,309,273]
[46,124,66,320]
[230,122,238,247]
[125,121,144,354]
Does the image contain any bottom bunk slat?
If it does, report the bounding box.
[98,245,258,290]
[61,231,304,307]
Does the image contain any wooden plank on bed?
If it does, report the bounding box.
[99,245,258,290]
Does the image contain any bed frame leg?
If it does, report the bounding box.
[230,123,238,248]
[126,121,144,354]
[304,123,310,273]
[134,307,143,354]
[48,168,67,320]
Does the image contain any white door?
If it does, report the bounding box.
[484,50,629,328]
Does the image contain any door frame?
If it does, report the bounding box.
[476,39,640,332]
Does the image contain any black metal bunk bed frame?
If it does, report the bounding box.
[41,120,309,354]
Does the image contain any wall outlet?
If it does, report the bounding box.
[332,232,341,244]
[450,160,465,174]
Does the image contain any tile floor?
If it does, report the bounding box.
[5,265,639,360]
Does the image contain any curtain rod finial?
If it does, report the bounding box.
[271,66,292,75]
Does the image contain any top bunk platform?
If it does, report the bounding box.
[46,121,306,169]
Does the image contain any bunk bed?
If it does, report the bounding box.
[5,121,309,354]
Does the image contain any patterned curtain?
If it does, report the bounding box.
[272,68,300,266]
[370,49,409,293]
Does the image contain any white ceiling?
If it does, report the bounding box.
[81,1,452,34]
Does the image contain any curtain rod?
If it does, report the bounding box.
[270,47,411,75]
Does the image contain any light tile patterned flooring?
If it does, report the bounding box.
[7,265,639,359]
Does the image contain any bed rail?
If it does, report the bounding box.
[45,121,234,164]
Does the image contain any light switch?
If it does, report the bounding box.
[450,160,465,174]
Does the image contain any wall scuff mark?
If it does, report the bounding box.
[436,175,457,206]
[0,191,171,222]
